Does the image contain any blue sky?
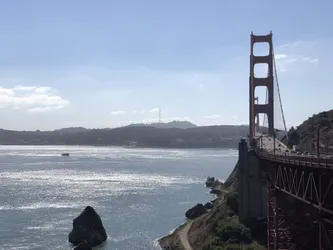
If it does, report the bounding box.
[0,0,332,130]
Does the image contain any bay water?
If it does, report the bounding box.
[0,146,237,250]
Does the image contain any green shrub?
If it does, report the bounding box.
[240,227,252,242]
[225,192,239,213]
[214,216,253,245]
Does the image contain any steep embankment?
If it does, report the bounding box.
[288,109,333,152]
[159,161,266,250]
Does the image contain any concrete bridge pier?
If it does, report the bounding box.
[238,139,267,221]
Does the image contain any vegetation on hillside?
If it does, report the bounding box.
[127,121,198,129]
[188,163,266,250]
[287,109,333,152]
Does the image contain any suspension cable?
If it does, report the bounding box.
[272,45,288,138]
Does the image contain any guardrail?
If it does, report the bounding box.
[256,151,333,170]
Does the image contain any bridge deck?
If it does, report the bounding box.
[257,151,333,169]
[255,134,288,152]
[255,135,333,169]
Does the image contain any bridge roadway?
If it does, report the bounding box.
[255,135,333,169]
[256,134,288,152]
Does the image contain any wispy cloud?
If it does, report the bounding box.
[65,121,89,126]
[111,110,126,115]
[167,116,193,122]
[274,41,319,72]
[104,116,194,128]
[204,114,222,119]
[277,40,317,50]
[133,109,147,114]
[274,54,288,60]
[275,54,319,72]
[133,108,161,114]
[28,105,64,113]
[301,57,319,64]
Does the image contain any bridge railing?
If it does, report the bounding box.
[256,151,333,170]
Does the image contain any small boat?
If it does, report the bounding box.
[61,153,70,156]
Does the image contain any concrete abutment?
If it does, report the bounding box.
[238,139,267,221]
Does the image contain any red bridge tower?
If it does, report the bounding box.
[249,32,274,138]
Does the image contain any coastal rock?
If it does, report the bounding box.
[210,187,222,195]
[74,241,92,250]
[204,202,213,210]
[69,206,107,247]
[211,198,218,203]
[205,176,215,187]
[185,203,207,219]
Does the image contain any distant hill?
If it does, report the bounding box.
[0,125,249,148]
[127,120,198,129]
[52,127,88,134]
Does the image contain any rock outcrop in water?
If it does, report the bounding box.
[185,203,207,219]
[69,206,107,247]
[205,176,215,187]
[204,202,213,210]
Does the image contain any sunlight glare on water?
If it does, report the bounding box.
[0,146,237,249]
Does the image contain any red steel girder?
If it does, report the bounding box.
[274,165,333,216]
[265,162,333,249]
[267,184,297,250]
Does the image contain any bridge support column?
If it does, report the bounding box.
[239,139,267,221]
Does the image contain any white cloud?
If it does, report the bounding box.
[0,85,69,112]
[204,114,222,119]
[104,116,194,128]
[275,54,319,72]
[65,121,89,126]
[136,116,192,124]
[274,54,288,60]
[278,41,301,49]
[28,106,64,113]
[167,116,193,122]
[13,86,51,93]
[133,108,161,114]
[133,109,148,114]
[301,57,319,64]
[149,108,159,113]
[277,40,317,50]
[273,41,319,72]
[111,110,126,115]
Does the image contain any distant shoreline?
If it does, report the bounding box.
[0,144,238,150]
[0,124,248,150]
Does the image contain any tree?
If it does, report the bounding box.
[287,127,300,147]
